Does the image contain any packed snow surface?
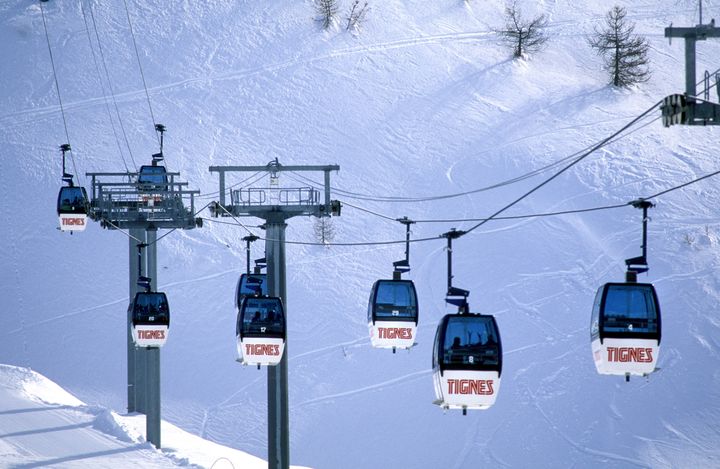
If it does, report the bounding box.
[3,0,720,467]
[0,364,304,468]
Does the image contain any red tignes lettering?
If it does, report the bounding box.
[447,379,494,395]
[378,327,412,340]
[606,347,653,363]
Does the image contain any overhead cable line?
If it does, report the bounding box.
[200,217,264,229]
[288,111,660,204]
[208,198,432,246]
[104,201,214,247]
[344,161,720,225]
[341,163,719,225]
[460,101,664,236]
[350,202,630,224]
[102,219,144,243]
[331,116,660,225]
[644,167,720,200]
[213,202,261,237]
[198,171,265,200]
[80,1,129,173]
[202,214,440,247]
[39,0,81,184]
[281,236,440,247]
[122,0,160,146]
[339,200,398,222]
[204,162,720,248]
[86,0,138,171]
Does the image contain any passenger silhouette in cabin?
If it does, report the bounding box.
[248,310,261,333]
[486,333,497,346]
[449,336,463,364]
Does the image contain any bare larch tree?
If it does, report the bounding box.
[588,5,650,87]
[497,2,548,58]
[346,1,370,32]
[315,0,339,30]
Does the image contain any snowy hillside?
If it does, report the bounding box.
[3,0,720,467]
[0,364,305,468]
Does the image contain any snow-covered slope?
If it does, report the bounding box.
[0,364,292,468]
[3,0,720,467]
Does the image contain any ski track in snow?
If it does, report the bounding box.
[451,411,492,469]
[289,336,368,361]
[524,384,651,468]
[4,297,123,336]
[5,7,679,132]
[1,30,498,129]
[292,369,430,408]
[4,268,238,335]
[199,335,370,437]
[659,421,709,452]
[199,374,265,439]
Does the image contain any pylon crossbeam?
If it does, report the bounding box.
[86,172,201,230]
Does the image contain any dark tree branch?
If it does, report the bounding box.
[496,2,548,58]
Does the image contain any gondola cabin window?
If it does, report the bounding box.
[602,285,658,335]
[236,274,267,308]
[374,281,417,319]
[57,187,88,213]
[241,300,284,336]
[443,317,499,367]
[133,292,169,325]
[138,165,168,192]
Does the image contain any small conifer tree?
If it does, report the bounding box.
[588,6,651,87]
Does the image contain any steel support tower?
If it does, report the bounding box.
[86,169,201,448]
[663,18,720,126]
[209,159,340,469]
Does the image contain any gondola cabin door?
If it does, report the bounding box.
[591,283,661,377]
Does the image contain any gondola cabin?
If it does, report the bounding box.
[138,165,168,191]
[235,273,267,309]
[367,279,418,350]
[130,292,170,348]
[591,282,661,378]
[432,313,502,411]
[57,186,89,232]
[236,296,286,367]
[137,165,168,204]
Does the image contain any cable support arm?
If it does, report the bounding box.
[624,199,654,277]
[441,229,469,313]
[136,242,151,291]
[243,234,260,274]
[59,144,73,185]
[392,217,415,276]
[153,124,166,163]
